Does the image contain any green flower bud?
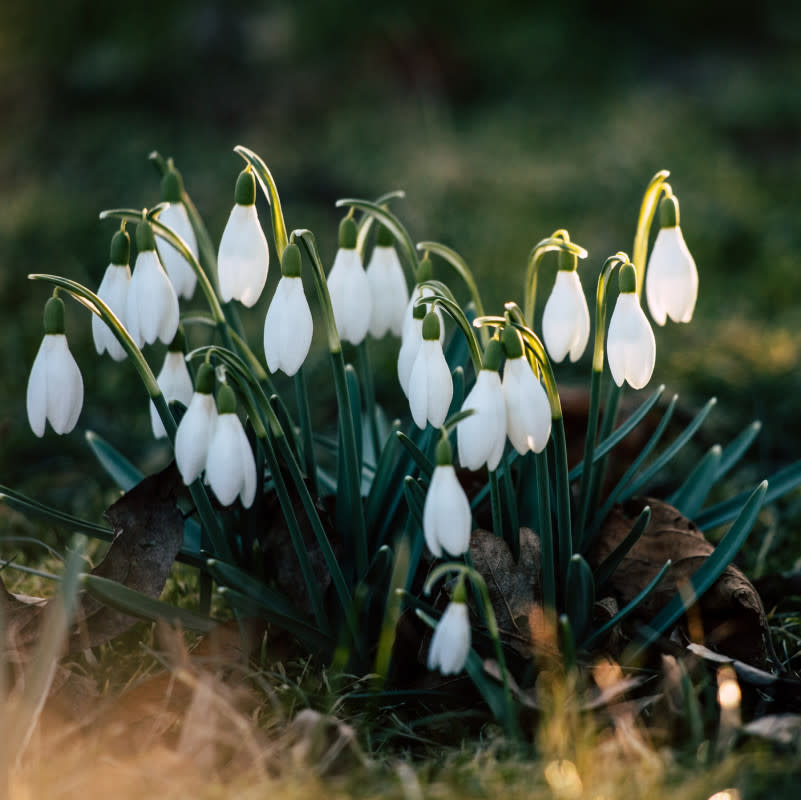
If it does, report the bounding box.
[136,220,157,252]
[618,262,637,294]
[43,295,65,335]
[435,435,453,466]
[659,194,680,228]
[110,229,131,266]
[452,574,468,604]
[216,383,237,415]
[338,217,357,249]
[412,301,427,320]
[234,169,257,206]
[417,256,433,283]
[376,224,394,247]
[167,326,186,352]
[161,167,184,203]
[422,311,441,341]
[502,326,523,359]
[481,338,503,371]
[281,243,302,278]
[557,249,578,272]
[194,362,215,395]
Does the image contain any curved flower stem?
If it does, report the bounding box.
[631,169,670,295]
[523,232,589,328]
[28,273,229,562]
[234,145,290,258]
[355,190,407,255]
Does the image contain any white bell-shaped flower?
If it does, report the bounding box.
[645,195,698,325]
[26,297,83,437]
[150,337,194,440]
[542,254,590,363]
[366,227,408,338]
[263,244,313,376]
[155,166,198,299]
[327,217,371,345]
[398,285,444,397]
[423,437,472,557]
[502,328,552,454]
[428,591,471,675]
[126,220,180,347]
[457,340,507,471]
[174,362,218,485]
[607,264,656,390]
[92,229,131,362]
[217,170,270,308]
[205,384,257,508]
[408,312,453,430]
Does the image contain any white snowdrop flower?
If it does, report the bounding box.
[502,328,551,455]
[423,437,472,558]
[217,169,270,308]
[542,252,590,363]
[263,243,313,376]
[327,217,371,345]
[645,194,698,326]
[126,220,180,347]
[149,333,194,440]
[205,384,257,508]
[607,263,656,390]
[174,362,218,485]
[428,591,471,675]
[366,226,408,338]
[457,340,507,472]
[155,166,198,299]
[408,312,453,430]
[26,296,83,437]
[398,285,444,397]
[92,228,131,362]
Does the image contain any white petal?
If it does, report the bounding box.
[218,204,270,307]
[327,248,371,345]
[126,251,179,346]
[205,414,245,506]
[424,343,453,429]
[397,318,422,397]
[427,602,470,674]
[156,203,198,299]
[265,277,313,376]
[542,271,590,363]
[151,351,194,438]
[175,393,218,484]
[234,419,257,508]
[92,263,130,361]
[32,335,83,435]
[457,371,505,471]
[503,357,551,454]
[645,227,698,325]
[366,246,408,338]
[607,293,656,390]
[26,337,51,437]
[424,465,471,557]
[408,348,430,430]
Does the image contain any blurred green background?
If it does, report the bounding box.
[1,0,800,522]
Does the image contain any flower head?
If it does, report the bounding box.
[155,166,198,299]
[217,169,270,308]
[175,362,218,485]
[326,217,371,345]
[607,263,656,390]
[645,194,698,325]
[457,340,507,471]
[149,331,194,439]
[423,437,472,557]
[408,312,453,429]
[542,253,590,363]
[92,228,131,362]
[126,220,180,347]
[27,296,84,437]
[428,588,471,675]
[398,283,444,397]
[263,243,313,376]
[366,226,408,338]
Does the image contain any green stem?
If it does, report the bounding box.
[489,470,503,542]
[551,416,572,589]
[293,366,319,498]
[632,170,670,295]
[574,367,602,548]
[535,450,556,611]
[358,340,381,464]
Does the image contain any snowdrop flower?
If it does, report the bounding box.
[126,220,180,347]
[501,328,551,454]
[327,217,371,345]
[366,225,408,338]
[542,251,590,363]
[457,339,507,471]
[607,263,656,390]
[645,194,698,325]
[400,255,436,342]
[428,582,471,675]
[92,228,131,362]
[423,436,472,557]
[397,302,426,397]
[26,296,83,437]
[217,169,270,307]
[155,165,199,299]
[205,384,257,508]
[174,362,218,485]
[149,330,194,439]
[263,243,313,376]
[408,312,453,429]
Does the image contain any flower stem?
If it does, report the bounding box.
[632,170,670,295]
[357,340,382,465]
[293,365,319,498]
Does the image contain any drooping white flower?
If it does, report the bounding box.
[408,312,453,429]
[645,194,698,325]
[92,228,131,362]
[457,340,507,472]
[150,338,194,439]
[263,243,313,376]
[542,265,590,363]
[174,362,218,485]
[327,217,371,345]
[423,437,472,557]
[607,264,656,390]
[126,220,180,347]
[217,169,270,308]
[205,384,257,508]
[427,597,471,675]
[398,285,444,397]
[26,296,83,437]
[366,227,408,338]
[502,356,552,455]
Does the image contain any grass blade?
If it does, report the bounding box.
[85,430,143,491]
[593,505,652,592]
[667,444,722,518]
[565,554,595,642]
[396,431,435,480]
[715,421,761,482]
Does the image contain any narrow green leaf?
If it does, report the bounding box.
[365,420,403,529]
[85,430,143,491]
[396,431,435,480]
[402,476,427,531]
[565,555,595,642]
[668,444,723,518]
[594,506,651,591]
[715,420,762,482]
